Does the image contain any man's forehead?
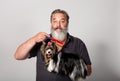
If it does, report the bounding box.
[52,13,66,19]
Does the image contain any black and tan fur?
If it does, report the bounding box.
[40,40,87,81]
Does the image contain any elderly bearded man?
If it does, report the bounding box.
[14,9,92,81]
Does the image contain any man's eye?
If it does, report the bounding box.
[61,20,65,23]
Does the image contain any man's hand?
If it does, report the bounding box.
[86,65,92,76]
[33,32,50,43]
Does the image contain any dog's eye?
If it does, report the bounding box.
[46,48,53,50]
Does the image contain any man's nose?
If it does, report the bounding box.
[56,21,61,27]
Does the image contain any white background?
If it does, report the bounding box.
[0,0,120,81]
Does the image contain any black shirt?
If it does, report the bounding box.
[29,33,91,81]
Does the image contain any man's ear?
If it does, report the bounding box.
[40,41,46,55]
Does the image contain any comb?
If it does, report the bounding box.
[46,36,64,47]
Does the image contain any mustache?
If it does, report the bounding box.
[54,27,62,30]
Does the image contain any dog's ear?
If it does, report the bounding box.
[52,41,58,54]
[40,41,46,55]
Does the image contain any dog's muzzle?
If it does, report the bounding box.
[46,49,52,57]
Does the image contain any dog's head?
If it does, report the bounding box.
[40,40,58,63]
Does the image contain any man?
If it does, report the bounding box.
[14,9,92,81]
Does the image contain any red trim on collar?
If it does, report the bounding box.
[51,37,64,45]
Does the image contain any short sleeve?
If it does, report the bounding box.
[80,42,91,65]
[29,42,42,58]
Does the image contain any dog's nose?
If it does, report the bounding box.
[48,51,51,53]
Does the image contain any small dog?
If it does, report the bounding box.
[40,40,87,81]
[40,40,58,64]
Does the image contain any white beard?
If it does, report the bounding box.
[51,28,68,41]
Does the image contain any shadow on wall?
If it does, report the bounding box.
[90,42,120,81]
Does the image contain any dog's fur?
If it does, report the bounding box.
[40,40,87,81]
[40,40,58,63]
